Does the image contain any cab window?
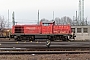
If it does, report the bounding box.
[43,23,50,26]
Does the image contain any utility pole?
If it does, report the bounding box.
[76,11,78,25]
[8,10,9,28]
[79,0,81,25]
[82,0,84,25]
[12,11,15,26]
[53,11,54,20]
[38,10,39,25]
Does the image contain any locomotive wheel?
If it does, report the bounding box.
[62,36,67,41]
[66,36,69,41]
[48,36,54,41]
[29,37,32,41]
[50,37,54,41]
[14,36,21,41]
[17,37,21,41]
[15,38,20,41]
[29,36,35,41]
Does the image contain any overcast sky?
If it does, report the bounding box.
[0,0,90,25]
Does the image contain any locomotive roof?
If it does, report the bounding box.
[42,20,55,24]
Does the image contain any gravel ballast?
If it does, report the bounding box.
[0,54,90,60]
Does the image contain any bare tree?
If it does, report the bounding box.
[0,16,6,29]
[61,16,72,25]
[55,17,60,25]
[0,16,6,37]
[41,18,48,22]
[40,18,50,23]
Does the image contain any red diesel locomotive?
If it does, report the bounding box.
[10,20,75,41]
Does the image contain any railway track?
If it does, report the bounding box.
[0,39,89,54]
[0,41,90,47]
[0,45,89,54]
[0,47,89,51]
[0,51,89,54]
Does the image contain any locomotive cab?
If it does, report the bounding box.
[41,20,55,34]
